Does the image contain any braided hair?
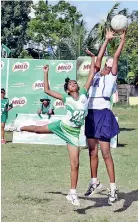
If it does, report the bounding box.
[64,77,70,94]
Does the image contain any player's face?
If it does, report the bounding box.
[43,100,49,106]
[101,65,111,76]
[67,80,79,92]
[1,91,5,98]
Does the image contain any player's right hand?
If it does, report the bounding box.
[106,29,117,40]
[37,110,41,115]
[43,65,49,73]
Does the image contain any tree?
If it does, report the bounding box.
[27,0,85,59]
[124,21,138,81]
[1,1,33,58]
[55,20,87,59]
[130,10,138,22]
[18,49,33,59]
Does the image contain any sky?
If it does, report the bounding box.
[32,1,138,30]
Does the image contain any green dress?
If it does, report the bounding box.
[48,88,88,147]
[1,98,9,123]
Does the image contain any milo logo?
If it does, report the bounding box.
[54,99,64,108]
[56,63,73,73]
[32,80,44,90]
[32,80,50,90]
[12,62,29,72]
[11,97,27,107]
[1,61,4,69]
[77,61,91,77]
[83,64,91,71]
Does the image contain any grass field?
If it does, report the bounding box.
[1,106,138,222]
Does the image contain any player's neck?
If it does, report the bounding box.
[70,91,79,100]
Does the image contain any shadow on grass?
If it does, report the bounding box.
[46,190,109,214]
[96,189,138,213]
[5,140,12,144]
[117,143,127,148]
[114,189,138,213]
[120,128,135,132]
[46,189,138,214]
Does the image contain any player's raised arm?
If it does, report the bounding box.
[111,31,126,75]
[43,65,63,101]
[84,49,95,91]
[95,29,117,72]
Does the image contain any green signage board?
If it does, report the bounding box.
[1,59,76,124]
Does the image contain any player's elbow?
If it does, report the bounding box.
[44,88,49,93]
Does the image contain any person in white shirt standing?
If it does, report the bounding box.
[84,29,126,204]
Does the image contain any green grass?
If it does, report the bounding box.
[1,106,138,222]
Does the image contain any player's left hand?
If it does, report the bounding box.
[120,30,127,40]
[85,49,95,57]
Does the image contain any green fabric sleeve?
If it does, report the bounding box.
[61,94,67,103]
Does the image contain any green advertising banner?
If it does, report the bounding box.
[2,59,76,124]
[1,58,8,90]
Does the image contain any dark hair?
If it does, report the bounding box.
[64,77,70,93]
[1,88,5,93]
[64,77,80,94]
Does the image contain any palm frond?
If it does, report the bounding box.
[118,8,129,17]
[106,2,120,22]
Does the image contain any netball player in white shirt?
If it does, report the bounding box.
[85,29,126,204]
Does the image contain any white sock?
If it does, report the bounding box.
[110,183,116,190]
[70,189,76,194]
[90,178,98,184]
[17,127,21,132]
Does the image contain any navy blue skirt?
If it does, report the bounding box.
[85,109,120,142]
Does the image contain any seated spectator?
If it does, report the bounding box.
[37,95,54,117]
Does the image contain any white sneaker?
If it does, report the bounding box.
[66,193,80,206]
[84,181,103,197]
[108,188,118,205]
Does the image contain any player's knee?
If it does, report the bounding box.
[1,125,4,130]
[89,149,98,158]
[102,151,111,160]
[71,160,79,170]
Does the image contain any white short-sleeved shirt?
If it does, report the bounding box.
[62,88,88,127]
[88,72,117,110]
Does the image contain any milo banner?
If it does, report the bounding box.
[1,58,76,125]
[1,58,8,90]
[13,114,117,148]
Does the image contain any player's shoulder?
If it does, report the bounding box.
[62,93,68,103]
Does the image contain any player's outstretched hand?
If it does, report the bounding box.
[106,29,117,40]
[120,30,126,40]
[43,65,49,73]
[85,49,95,57]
